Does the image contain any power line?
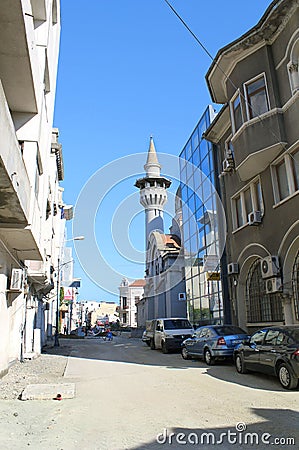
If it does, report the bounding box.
[163,0,298,169]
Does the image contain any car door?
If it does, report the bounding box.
[194,328,209,357]
[185,330,200,356]
[258,329,282,374]
[243,329,267,370]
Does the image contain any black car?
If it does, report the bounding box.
[234,326,299,389]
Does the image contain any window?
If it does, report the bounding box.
[264,329,280,345]
[232,178,264,230]
[122,296,127,308]
[231,92,243,133]
[243,188,252,219]
[235,195,244,228]
[276,160,289,200]
[250,330,267,345]
[225,137,234,158]
[288,39,299,94]
[291,149,299,190]
[272,149,299,204]
[122,313,127,323]
[255,180,263,211]
[245,74,269,119]
[292,251,299,321]
[246,259,283,323]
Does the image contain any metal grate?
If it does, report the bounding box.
[246,259,283,323]
[292,251,299,321]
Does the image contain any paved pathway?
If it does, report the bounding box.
[0,336,298,449]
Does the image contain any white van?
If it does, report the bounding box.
[145,318,194,353]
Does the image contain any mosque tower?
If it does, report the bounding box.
[135,137,171,244]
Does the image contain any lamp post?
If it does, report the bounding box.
[54,236,84,347]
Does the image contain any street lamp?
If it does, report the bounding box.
[54,235,84,346]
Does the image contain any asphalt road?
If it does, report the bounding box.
[0,335,299,449]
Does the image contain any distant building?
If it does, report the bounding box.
[119,279,146,327]
[90,301,119,326]
[76,300,119,328]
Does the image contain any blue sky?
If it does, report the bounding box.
[54,0,272,302]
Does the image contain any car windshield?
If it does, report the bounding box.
[164,319,192,330]
[214,326,247,336]
[289,329,299,343]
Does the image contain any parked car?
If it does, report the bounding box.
[181,325,249,364]
[145,318,194,353]
[142,329,150,346]
[234,326,299,390]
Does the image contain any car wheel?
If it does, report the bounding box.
[204,349,214,365]
[181,346,190,360]
[150,339,155,350]
[235,353,248,374]
[161,341,169,354]
[278,363,298,390]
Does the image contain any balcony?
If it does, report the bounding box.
[26,259,54,294]
[0,81,31,225]
[232,109,287,181]
[0,0,39,113]
[1,195,44,260]
[0,80,43,260]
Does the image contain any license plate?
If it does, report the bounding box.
[232,339,242,345]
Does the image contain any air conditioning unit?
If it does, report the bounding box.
[227,263,239,275]
[266,277,282,294]
[248,210,262,225]
[222,158,234,173]
[178,292,186,301]
[10,268,23,291]
[261,256,280,279]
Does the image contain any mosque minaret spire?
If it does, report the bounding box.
[135,137,171,243]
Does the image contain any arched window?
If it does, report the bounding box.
[246,259,283,323]
[288,39,299,94]
[292,251,299,320]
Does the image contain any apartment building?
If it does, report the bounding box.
[0,0,64,377]
[204,0,299,331]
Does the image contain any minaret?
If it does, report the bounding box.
[135,137,171,244]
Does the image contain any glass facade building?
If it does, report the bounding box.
[179,105,224,326]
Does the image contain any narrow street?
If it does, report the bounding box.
[0,335,298,449]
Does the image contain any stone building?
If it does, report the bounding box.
[204,0,299,331]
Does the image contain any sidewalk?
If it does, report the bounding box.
[0,340,73,400]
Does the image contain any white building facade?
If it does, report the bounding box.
[0,0,64,377]
[119,279,145,328]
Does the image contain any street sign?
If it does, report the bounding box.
[63,287,74,301]
[206,272,221,281]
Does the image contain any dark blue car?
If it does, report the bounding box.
[181,325,249,365]
[234,326,299,389]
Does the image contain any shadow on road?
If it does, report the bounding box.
[129,408,299,449]
[43,336,299,392]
